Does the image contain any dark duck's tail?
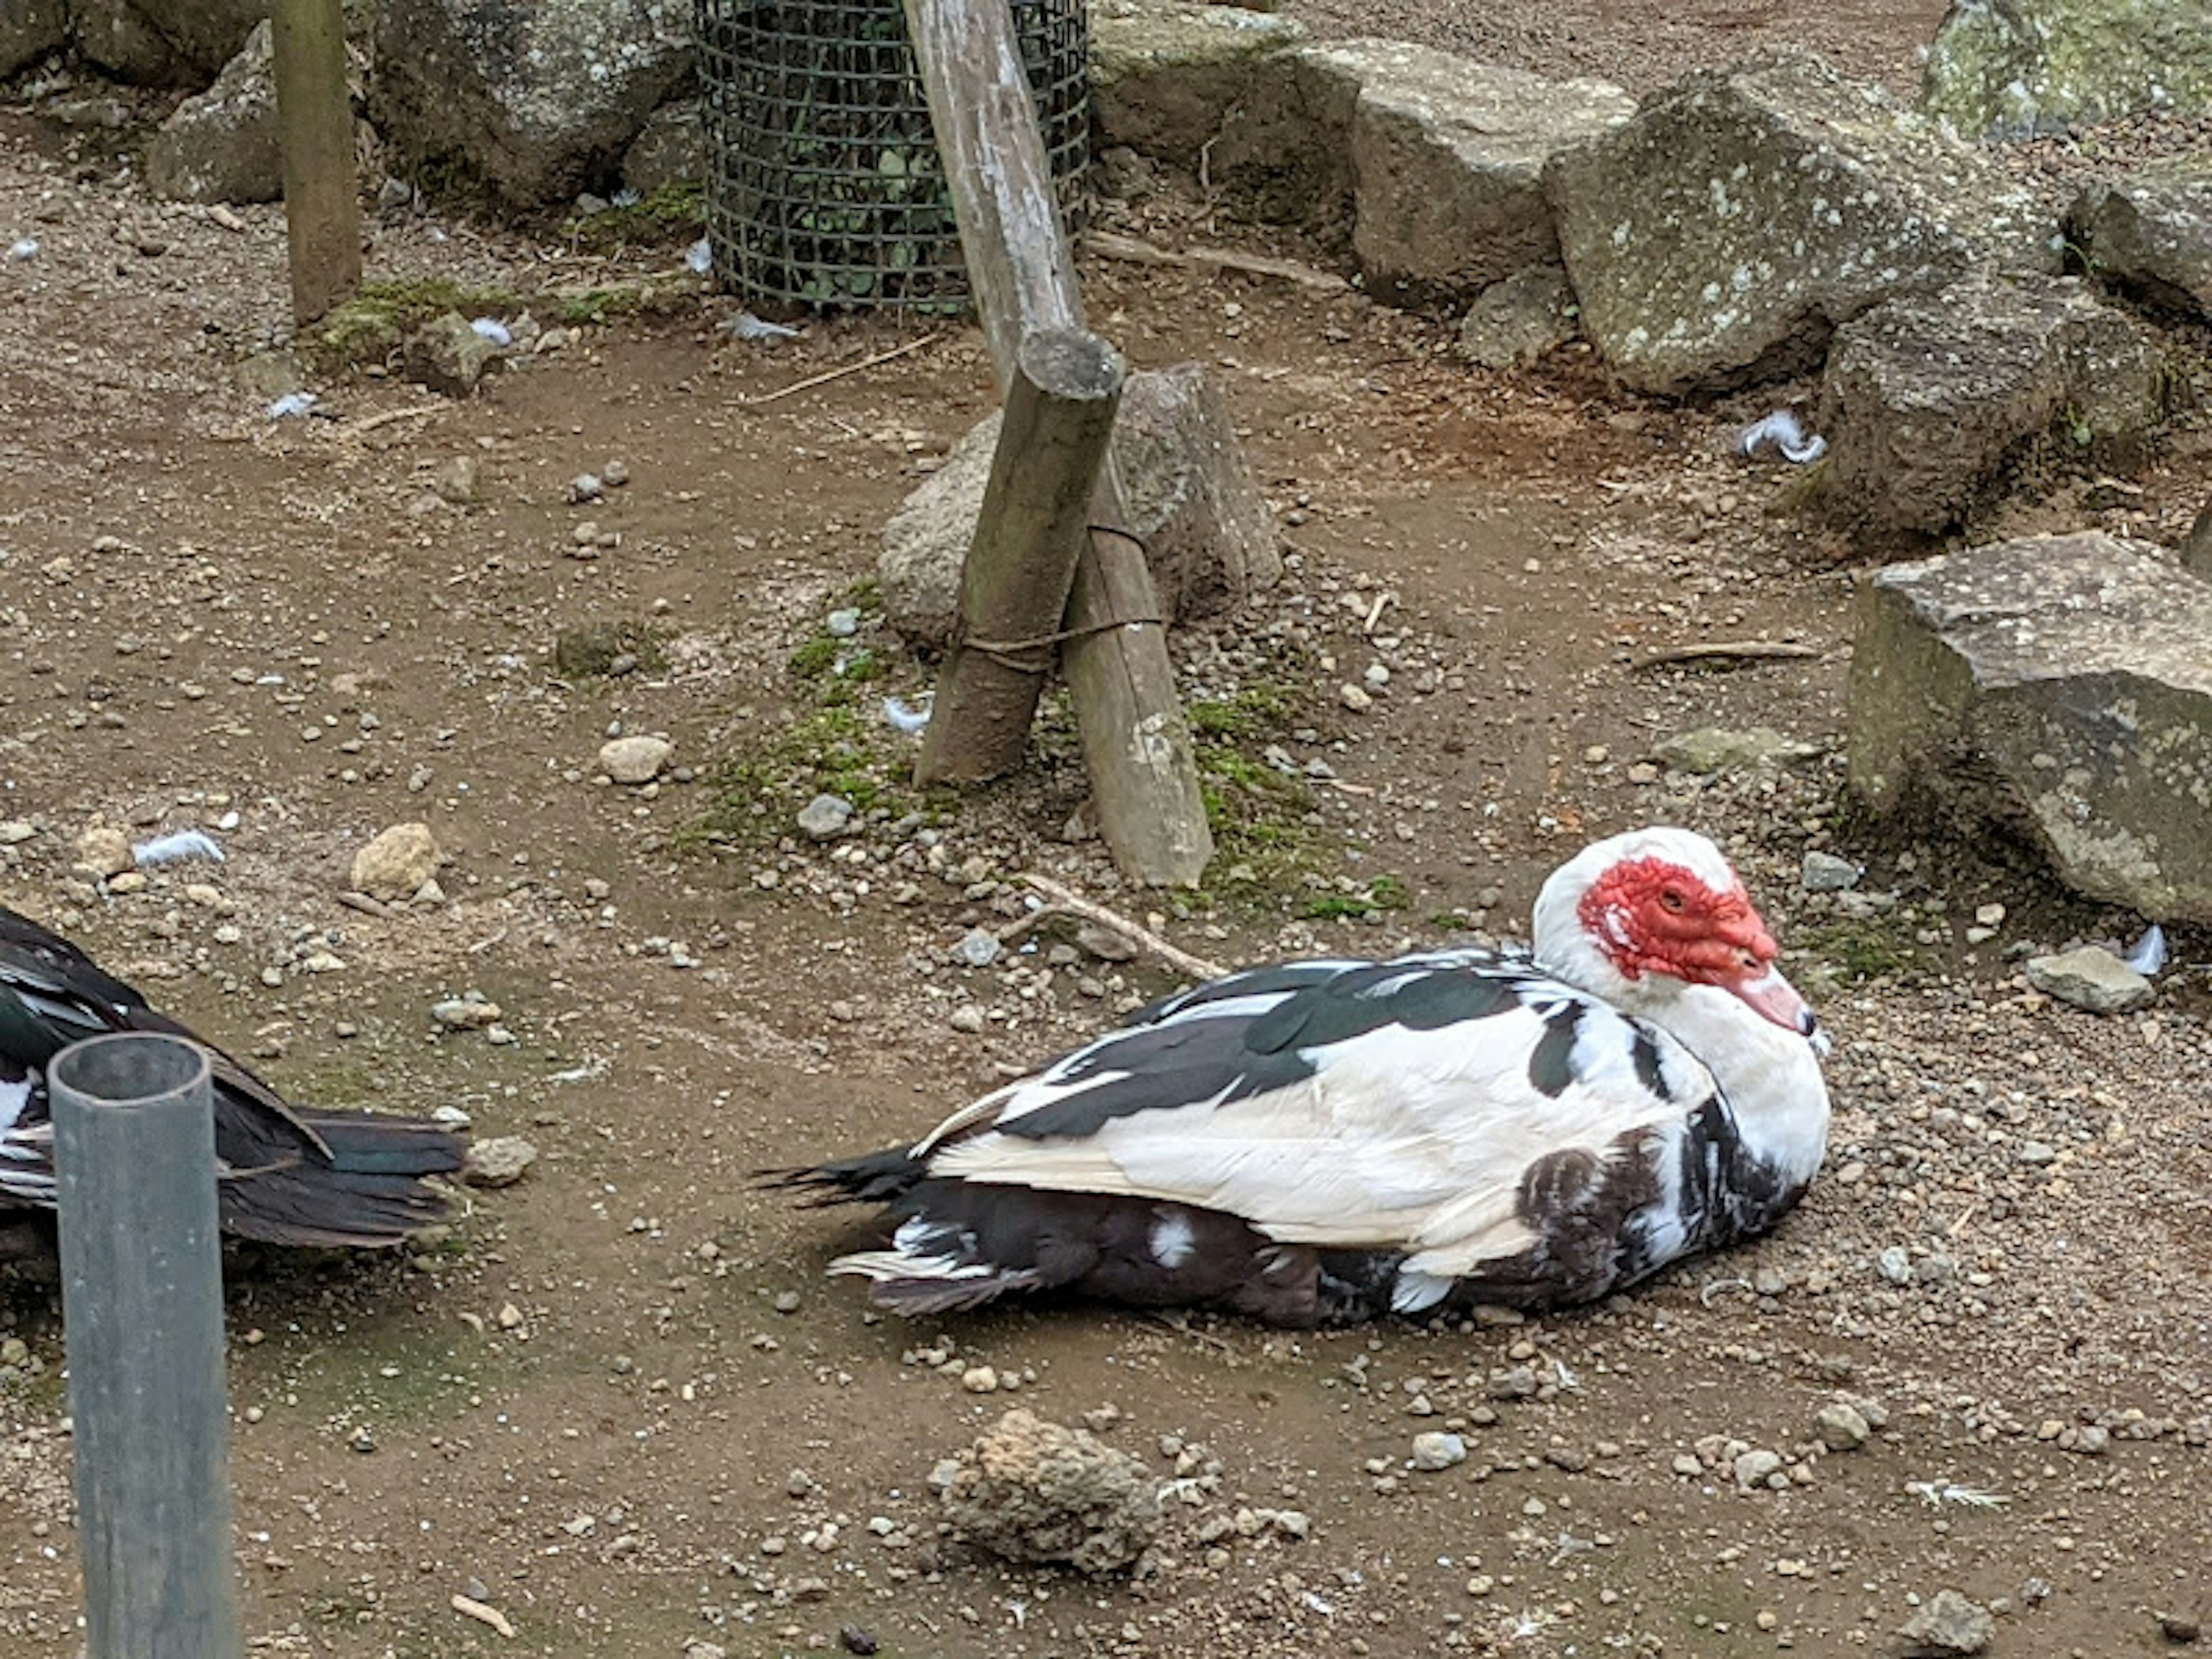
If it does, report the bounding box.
[0,903,466,1249]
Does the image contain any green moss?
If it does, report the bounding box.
[1188,680,1304,741]
[308,277,526,369]
[1301,874,1409,922]
[561,181,706,251]
[1800,918,1920,984]
[679,703,914,850]
[552,620,669,680]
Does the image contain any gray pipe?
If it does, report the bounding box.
[51,1032,241,1659]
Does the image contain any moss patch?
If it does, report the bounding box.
[562,181,707,252]
[1800,916,1921,984]
[552,620,669,680]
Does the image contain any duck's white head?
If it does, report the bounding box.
[1532,825,1826,1055]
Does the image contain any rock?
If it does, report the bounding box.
[1410,1431,1467,1471]
[1802,850,1862,891]
[432,996,503,1031]
[373,0,695,206]
[619,97,703,195]
[70,0,267,84]
[1850,532,2212,922]
[598,735,672,785]
[938,1409,1163,1574]
[145,20,284,204]
[2068,156,2212,320]
[1817,274,2161,535]
[403,312,502,396]
[1921,0,2212,137]
[74,825,136,879]
[2026,946,2156,1013]
[0,820,36,845]
[2160,1614,2203,1645]
[0,0,66,79]
[1733,1448,1783,1488]
[1657,725,1820,774]
[433,456,480,504]
[1089,0,1311,202]
[461,1136,539,1188]
[955,927,1002,968]
[351,821,442,900]
[1457,265,1581,369]
[797,794,854,840]
[881,362,1278,647]
[1815,1402,1872,1450]
[2187,502,2212,581]
[1897,1588,1995,1657]
[1877,1245,1912,1285]
[1545,50,2055,394]
[233,349,305,401]
[1295,41,1633,300]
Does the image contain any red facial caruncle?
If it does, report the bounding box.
[1577,857,1775,984]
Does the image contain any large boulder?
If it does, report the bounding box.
[1300,41,1633,302]
[70,0,268,85]
[372,0,695,206]
[1921,0,2212,137]
[0,0,67,78]
[1817,275,2161,535]
[2067,156,2212,320]
[1545,50,2056,395]
[882,363,1279,649]
[1850,532,2212,922]
[145,20,284,204]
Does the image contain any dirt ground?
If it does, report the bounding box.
[4,3,2212,1656]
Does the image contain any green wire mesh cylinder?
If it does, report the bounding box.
[698,0,1091,311]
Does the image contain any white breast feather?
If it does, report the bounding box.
[924,997,1712,1276]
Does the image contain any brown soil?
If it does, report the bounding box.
[4,6,2212,1658]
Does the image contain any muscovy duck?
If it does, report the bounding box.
[775,826,1832,1324]
[1,904,465,1248]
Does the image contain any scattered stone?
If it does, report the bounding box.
[881,362,1279,647]
[1547,50,2053,393]
[352,821,443,901]
[1921,0,2212,137]
[570,472,605,503]
[961,1365,1000,1393]
[74,824,136,879]
[1733,1448,1783,1488]
[938,1409,1163,1574]
[1878,1245,1913,1286]
[1897,1588,1995,1657]
[2160,1614,2203,1645]
[599,735,673,785]
[825,607,862,638]
[433,996,504,1031]
[1457,265,1581,369]
[145,20,283,204]
[1089,0,1309,181]
[403,312,502,396]
[797,794,855,840]
[1851,533,2212,921]
[0,821,35,845]
[1815,1402,1872,1451]
[1657,725,1821,774]
[948,1005,988,1035]
[955,927,1003,968]
[1817,274,2161,535]
[461,1137,539,1189]
[2025,946,2156,1014]
[1802,850,1862,891]
[2068,156,2212,320]
[433,456,481,505]
[1410,1431,1467,1471]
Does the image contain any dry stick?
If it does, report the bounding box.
[1083,228,1351,295]
[742,334,942,407]
[1015,872,1228,982]
[1630,640,1824,672]
[917,328,1126,784]
[450,1594,516,1639]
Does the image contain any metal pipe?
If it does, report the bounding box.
[52,1032,241,1659]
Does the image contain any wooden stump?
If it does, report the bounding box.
[270,0,361,323]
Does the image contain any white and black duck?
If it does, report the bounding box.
[775,826,1833,1324]
[0,904,465,1248]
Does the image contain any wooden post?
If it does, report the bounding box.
[904,0,1215,886]
[52,1033,241,1659]
[918,328,1125,784]
[270,0,361,323]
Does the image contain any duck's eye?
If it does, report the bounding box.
[1659,889,1685,913]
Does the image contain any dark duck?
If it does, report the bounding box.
[0,904,465,1248]
[777,827,1832,1324]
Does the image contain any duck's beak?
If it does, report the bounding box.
[1730,966,1829,1057]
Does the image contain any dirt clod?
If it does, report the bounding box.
[940,1409,1164,1574]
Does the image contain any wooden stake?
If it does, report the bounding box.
[904,0,1214,885]
[918,328,1125,784]
[270,0,361,324]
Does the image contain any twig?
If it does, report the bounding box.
[1013,873,1227,981]
[1630,641,1824,672]
[342,406,438,438]
[1083,229,1351,296]
[450,1593,515,1638]
[336,890,391,919]
[741,334,942,407]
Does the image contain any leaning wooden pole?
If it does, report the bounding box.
[270,0,362,323]
[918,328,1126,784]
[52,1032,241,1659]
[904,0,1214,885]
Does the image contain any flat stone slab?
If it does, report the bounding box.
[1921,0,2212,137]
[1090,0,1308,164]
[2068,155,2212,320]
[1817,274,2161,535]
[1545,49,2055,394]
[1850,532,2212,922]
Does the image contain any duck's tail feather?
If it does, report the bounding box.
[757,1145,925,1207]
[221,1112,465,1248]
